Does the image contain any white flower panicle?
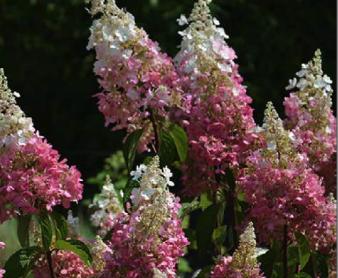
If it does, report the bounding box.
[130,156,175,207]
[90,176,124,236]
[286,49,332,94]
[285,49,334,136]
[87,0,139,62]
[175,0,233,77]
[0,68,34,149]
[262,102,299,168]
[130,157,177,238]
[231,222,261,272]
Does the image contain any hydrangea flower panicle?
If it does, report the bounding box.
[90,175,124,236]
[284,49,336,195]
[210,222,265,278]
[0,68,34,151]
[239,102,336,252]
[103,157,188,277]
[33,250,94,278]
[87,0,183,151]
[0,69,83,222]
[174,0,261,196]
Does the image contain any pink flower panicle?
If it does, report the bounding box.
[33,250,94,278]
[0,69,83,223]
[210,222,265,278]
[284,49,336,195]
[103,157,189,277]
[174,0,261,196]
[239,102,336,252]
[87,0,183,151]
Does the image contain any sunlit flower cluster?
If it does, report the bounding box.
[174,0,261,196]
[33,250,94,278]
[284,50,336,194]
[239,103,336,252]
[0,69,83,223]
[103,157,188,277]
[0,68,34,151]
[90,176,124,236]
[210,222,265,278]
[88,0,183,151]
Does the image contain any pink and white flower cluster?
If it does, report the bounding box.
[88,0,183,151]
[210,223,265,278]
[239,102,336,252]
[33,250,94,278]
[174,0,261,196]
[102,157,188,277]
[284,49,336,195]
[90,176,124,236]
[0,69,83,223]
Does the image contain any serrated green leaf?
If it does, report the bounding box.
[4,246,41,278]
[295,232,311,270]
[167,123,188,162]
[55,239,93,266]
[17,215,31,248]
[159,129,178,166]
[123,129,143,171]
[51,212,68,240]
[38,213,53,251]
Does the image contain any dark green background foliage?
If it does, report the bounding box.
[0,0,336,196]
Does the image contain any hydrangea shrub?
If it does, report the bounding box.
[0,0,335,277]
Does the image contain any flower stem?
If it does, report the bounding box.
[149,110,160,153]
[46,250,55,278]
[283,223,288,278]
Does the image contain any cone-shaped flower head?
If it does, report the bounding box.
[239,102,336,252]
[284,50,336,194]
[90,175,124,236]
[175,0,261,196]
[0,69,83,222]
[0,68,34,150]
[103,157,188,277]
[87,0,182,151]
[210,222,265,278]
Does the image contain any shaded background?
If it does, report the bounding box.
[0,0,336,197]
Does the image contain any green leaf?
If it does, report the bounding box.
[294,273,312,278]
[196,204,219,255]
[51,212,68,240]
[38,213,53,251]
[296,232,311,270]
[179,198,199,218]
[178,258,192,273]
[199,192,213,211]
[212,225,227,246]
[4,246,41,278]
[17,215,31,248]
[55,239,93,266]
[167,123,188,162]
[159,123,188,165]
[159,129,178,166]
[123,129,143,171]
